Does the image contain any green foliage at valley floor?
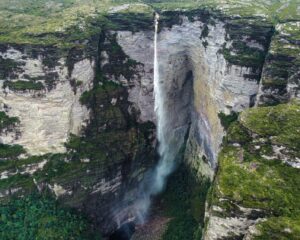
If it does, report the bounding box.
[211,101,300,239]
[160,164,210,240]
[0,193,102,240]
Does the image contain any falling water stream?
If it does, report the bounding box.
[133,12,180,223]
[111,14,185,239]
[111,13,189,239]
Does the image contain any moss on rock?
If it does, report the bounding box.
[3,80,44,91]
[208,102,300,238]
[0,112,19,133]
[253,216,300,240]
[240,102,300,150]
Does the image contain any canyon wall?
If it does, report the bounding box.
[0,47,94,155]
[0,7,299,238]
[117,11,273,178]
[0,36,157,235]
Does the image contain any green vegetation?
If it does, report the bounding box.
[0,0,152,48]
[80,81,121,106]
[0,0,299,48]
[211,101,300,238]
[221,19,274,69]
[254,217,300,240]
[0,0,103,47]
[4,80,45,91]
[100,33,140,79]
[221,42,267,69]
[0,112,19,132]
[217,146,300,216]
[200,24,209,39]
[0,155,45,172]
[241,102,300,150]
[161,164,210,240]
[0,57,23,79]
[259,21,300,105]
[0,194,101,240]
[0,174,35,198]
[226,121,251,144]
[146,0,300,22]
[0,144,25,159]
[218,111,239,130]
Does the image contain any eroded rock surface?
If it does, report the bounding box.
[0,47,94,155]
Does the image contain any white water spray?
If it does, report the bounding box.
[154,12,160,116]
[152,12,176,195]
[125,13,186,226]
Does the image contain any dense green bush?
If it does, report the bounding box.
[0,194,101,240]
[218,111,239,130]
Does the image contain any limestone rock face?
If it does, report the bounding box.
[204,203,265,240]
[116,16,265,169]
[257,21,300,105]
[116,30,156,123]
[0,47,94,155]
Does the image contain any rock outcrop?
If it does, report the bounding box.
[257,21,300,105]
[0,47,94,155]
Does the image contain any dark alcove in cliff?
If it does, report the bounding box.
[109,222,136,240]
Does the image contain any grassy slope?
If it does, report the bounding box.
[0,0,299,47]
[212,101,300,239]
[0,0,152,47]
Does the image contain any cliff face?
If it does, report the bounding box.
[0,32,157,234]
[117,11,273,175]
[115,12,290,239]
[0,46,94,155]
[257,21,300,105]
[0,2,299,239]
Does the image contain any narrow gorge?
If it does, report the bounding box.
[0,1,299,240]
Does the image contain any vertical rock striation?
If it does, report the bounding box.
[116,12,272,175]
[0,46,94,155]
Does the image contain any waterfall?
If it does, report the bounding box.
[152,12,175,195]
[154,12,160,115]
[127,13,181,226]
[117,13,183,226]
